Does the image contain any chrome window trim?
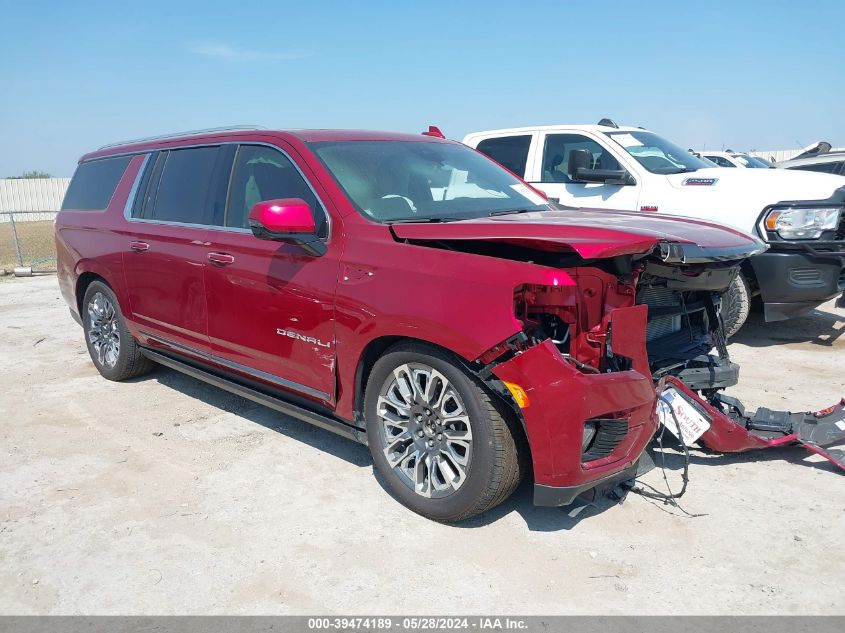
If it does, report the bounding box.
[142,332,332,402]
[122,153,151,220]
[118,141,332,241]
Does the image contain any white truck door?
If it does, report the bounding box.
[527,131,641,211]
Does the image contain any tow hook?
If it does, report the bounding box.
[656,376,845,472]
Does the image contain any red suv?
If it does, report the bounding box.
[56,127,762,521]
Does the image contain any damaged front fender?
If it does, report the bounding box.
[490,338,658,501]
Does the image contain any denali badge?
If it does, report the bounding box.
[276,328,331,348]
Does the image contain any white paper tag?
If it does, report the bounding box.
[835,420,845,431]
[657,388,711,446]
[610,133,643,148]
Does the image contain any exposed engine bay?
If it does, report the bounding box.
[410,233,845,472]
[635,259,738,394]
[519,245,844,471]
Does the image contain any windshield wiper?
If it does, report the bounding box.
[488,208,539,217]
[666,167,700,174]
[387,217,457,224]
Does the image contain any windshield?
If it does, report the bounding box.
[733,154,770,168]
[605,131,711,174]
[309,140,548,222]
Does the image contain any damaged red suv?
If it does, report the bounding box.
[56,127,764,521]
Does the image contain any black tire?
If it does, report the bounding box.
[82,280,155,381]
[364,342,524,522]
[721,273,751,338]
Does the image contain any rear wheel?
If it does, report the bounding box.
[721,273,751,338]
[82,281,154,381]
[364,343,524,522]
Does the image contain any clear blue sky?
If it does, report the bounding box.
[1,0,843,177]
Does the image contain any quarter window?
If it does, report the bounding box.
[475,135,532,178]
[62,156,132,210]
[541,134,619,183]
[226,145,327,237]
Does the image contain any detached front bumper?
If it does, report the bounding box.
[491,339,658,507]
[750,246,845,321]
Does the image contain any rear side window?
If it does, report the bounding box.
[475,135,531,178]
[149,146,222,225]
[62,156,132,210]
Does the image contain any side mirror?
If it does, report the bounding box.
[567,148,592,178]
[248,198,326,256]
[567,148,635,185]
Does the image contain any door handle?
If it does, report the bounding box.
[207,252,235,266]
[129,241,149,252]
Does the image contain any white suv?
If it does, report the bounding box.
[464,121,845,336]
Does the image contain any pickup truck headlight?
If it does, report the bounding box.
[762,207,841,240]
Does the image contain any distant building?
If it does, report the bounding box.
[0,178,70,213]
[748,144,844,164]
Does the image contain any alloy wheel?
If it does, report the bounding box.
[377,363,473,498]
[87,291,120,368]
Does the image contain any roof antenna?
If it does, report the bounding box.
[422,126,445,139]
[597,118,619,129]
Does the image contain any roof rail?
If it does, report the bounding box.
[98,125,267,150]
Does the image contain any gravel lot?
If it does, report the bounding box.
[1,275,843,615]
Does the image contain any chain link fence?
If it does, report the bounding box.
[0,211,58,274]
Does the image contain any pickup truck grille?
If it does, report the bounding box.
[836,212,845,240]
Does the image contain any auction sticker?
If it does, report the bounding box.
[657,388,711,446]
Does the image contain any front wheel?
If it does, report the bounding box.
[721,273,751,338]
[364,343,524,522]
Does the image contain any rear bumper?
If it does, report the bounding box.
[491,339,657,499]
[750,249,845,321]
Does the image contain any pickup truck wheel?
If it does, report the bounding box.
[82,281,154,381]
[364,343,523,522]
[721,273,751,338]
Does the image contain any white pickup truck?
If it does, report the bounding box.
[464,121,845,335]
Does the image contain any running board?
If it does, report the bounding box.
[141,349,366,445]
[664,377,845,471]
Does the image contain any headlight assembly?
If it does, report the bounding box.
[761,207,841,240]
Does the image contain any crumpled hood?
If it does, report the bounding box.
[390,208,766,262]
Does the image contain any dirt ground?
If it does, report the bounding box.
[0,220,55,271]
[1,275,843,615]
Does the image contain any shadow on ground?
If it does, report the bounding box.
[647,443,842,475]
[136,365,843,533]
[144,366,372,468]
[733,307,845,347]
[137,365,636,532]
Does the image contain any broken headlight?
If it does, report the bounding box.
[761,207,841,240]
